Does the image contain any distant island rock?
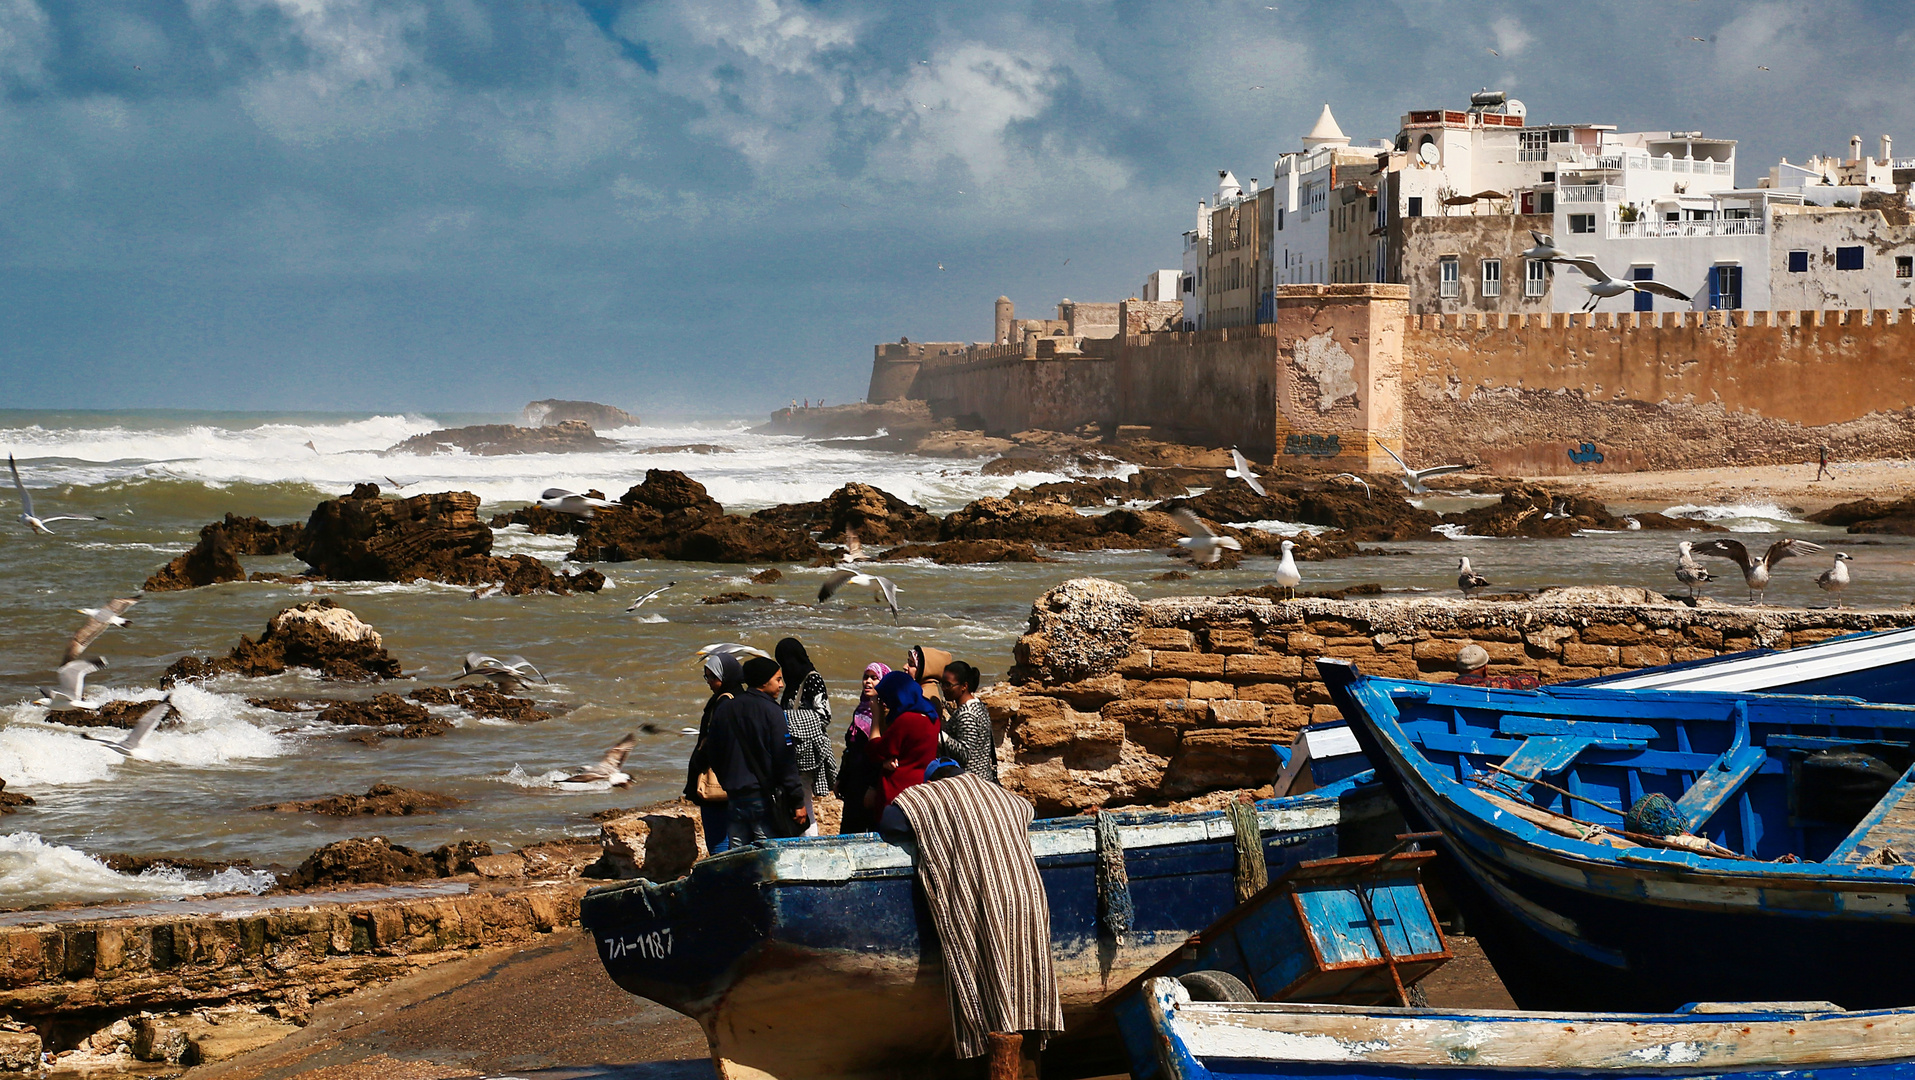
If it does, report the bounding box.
[386,419,617,456]
[522,399,639,429]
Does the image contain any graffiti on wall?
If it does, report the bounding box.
[1567,442,1605,465]
[1284,433,1343,458]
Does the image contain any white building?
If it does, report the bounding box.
[1270,105,1382,288]
[1140,269,1181,302]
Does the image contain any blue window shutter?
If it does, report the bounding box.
[1707,268,1722,309]
[1632,267,1653,312]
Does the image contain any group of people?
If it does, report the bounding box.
[681,639,1000,852]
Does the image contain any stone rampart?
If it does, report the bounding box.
[984,579,1915,814]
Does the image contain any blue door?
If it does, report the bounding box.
[1631,267,1654,312]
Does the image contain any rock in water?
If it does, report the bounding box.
[522,399,639,429]
[143,528,246,591]
[386,420,617,455]
[564,470,818,563]
[297,485,603,593]
[163,599,405,683]
[279,836,437,888]
[750,483,941,544]
[249,783,465,816]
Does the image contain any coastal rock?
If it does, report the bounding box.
[588,809,702,880]
[522,399,639,429]
[814,482,941,543]
[1810,495,1915,534]
[212,513,307,554]
[299,486,603,593]
[0,778,32,813]
[47,698,166,729]
[940,497,1187,551]
[406,685,550,722]
[1165,480,1441,542]
[877,540,1055,564]
[163,600,404,683]
[563,470,818,563]
[279,836,437,888]
[387,419,617,456]
[754,400,935,440]
[132,1011,299,1066]
[1002,470,1190,507]
[143,529,247,592]
[317,693,453,739]
[249,784,465,816]
[1442,484,1712,538]
[1011,578,1144,684]
[702,591,775,604]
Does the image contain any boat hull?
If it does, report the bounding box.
[582,788,1391,1079]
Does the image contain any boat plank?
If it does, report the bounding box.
[1500,718,1661,741]
[1675,743,1768,832]
[1831,763,1915,864]
[1491,736,1597,792]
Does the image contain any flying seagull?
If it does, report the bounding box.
[451,652,546,692]
[1376,442,1473,495]
[1458,557,1492,597]
[38,657,107,708]
[625,582,676,613]
[696,642,772,662]
[1558,257,1693,313]
[556,733,636,786]
[1520,230,1569,263]
[84,698,171,758]
[1227,446,1267,496]
[842,530,867,563]
[1691,538,1824,602]
[1273,539,1302,600]
[819,568,901,620]
[65,598,138,664]
[1170,508,1242,565]
[1328,473,1372,499]
[1674,541,1713,598]
[1817,552,1854,606]
[10,455,104,534]
[536,488,618,518]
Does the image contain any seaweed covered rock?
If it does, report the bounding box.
[317,693,453,739]
[1810,495,1915,535]
[565,470,818,563]
[1441,484,1710,538]
[299,485,601,593]
[750,483,941,544]
[387,419,616,455]
[278,836,493,888]
[163,600,403,683]
[1165,478,1441,542]
[877,540,1056,564]
[249,784,464,817]
[406,685,551,722]
[143,529,247,592]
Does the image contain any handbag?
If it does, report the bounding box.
[695,768,728,802]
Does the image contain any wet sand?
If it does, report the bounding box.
[1535,458,1915,512]
[189,930,1513,1079]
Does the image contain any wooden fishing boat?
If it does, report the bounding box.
[580,780,1394,1080]
[1579,624,1915,700]
[1320,658,1915,1012]
[1137,976,1915,1080]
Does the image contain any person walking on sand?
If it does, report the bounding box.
[1815,444,1833,482]
[708,657,809,845]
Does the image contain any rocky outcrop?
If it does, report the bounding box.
[406,685,550,722]
[563,470,818,563]
[1165,479,1442,542]
[750,482,941,544]
[940,498,1187,551]
[587,808,703,880]
[1003,470,1192,506]
[387,420,617,455]
[143,529,247,592]
[317,694,453,740]
[522,399,639,429]
[990,578,1915,813]
[0,778,31,814]
[1441,484,1713,538]
[298,485,603,593]
[1810,495,1915,534]
[212,514,306,555]
[877,540,1055,564]
[249,784,465,817]
[163,601,403,683]
[280,837,485,889]
[754,400,936,439]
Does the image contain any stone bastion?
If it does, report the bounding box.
[982,578,1915,815]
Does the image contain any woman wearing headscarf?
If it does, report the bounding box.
[866,670,942,811]
[683,652,744,854]
[905,645,952,707]
[837,662,889,834]
[938,660,1000,785]
[776,638,837,804]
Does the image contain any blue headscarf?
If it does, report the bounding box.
[876,669,940,721]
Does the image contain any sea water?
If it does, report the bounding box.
[0,409,1908,906]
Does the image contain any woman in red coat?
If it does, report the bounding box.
[866,670,942,810]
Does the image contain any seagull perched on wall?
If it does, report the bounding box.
[1227,446,1267,496]
[1376,442,1474,495]
[1170,508,1242,565]
[10,455,104,535]
[1458,557,1492,597]
[1558,257,1694,313]
[1817,552,1854,606]
[1674,541,1713,598]
[1691,538,1824,602]
[1273,540,1303,600]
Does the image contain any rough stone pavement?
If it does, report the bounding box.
[187,929,712,1080]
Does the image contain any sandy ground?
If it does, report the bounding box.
[1521,458,1915,512]
[185,929,1514,1079]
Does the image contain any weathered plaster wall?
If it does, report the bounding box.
[1403,307,1915,473]
[1770,207,1915,312]
[984,579,1915,815]
[1397,213,1555,315]
[911,348,1119,434]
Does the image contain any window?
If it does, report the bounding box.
[1788,250,1809,273]
[1538,192,1554,213]
[1710,264,1743,310]
[1549,128,1571,143]
[1569,213,1597,234]
[1520,130,1548,162]
[1277,207,1284,231]
[1541,172,1556,183]
[1899,256,1913,279]
[1631,266,1655,312]
[1837,246,1865,271]
[1439,257,1460,298]
[1482,258,1502,297]
[1524,259,1547,297]
[1407,197,1423,218]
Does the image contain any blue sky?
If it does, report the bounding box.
[1,0,1909,417]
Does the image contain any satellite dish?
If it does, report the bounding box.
[1506,99,1527,118]
[1418,142,1441,166]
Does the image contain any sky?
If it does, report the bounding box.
[1,0,1912,418]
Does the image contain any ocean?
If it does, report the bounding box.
[1,409,1909,907]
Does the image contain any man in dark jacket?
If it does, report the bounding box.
[708,656,809,846]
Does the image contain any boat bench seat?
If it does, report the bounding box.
[1831,763,1915,865]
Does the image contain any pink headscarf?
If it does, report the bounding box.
[851,662,891,735]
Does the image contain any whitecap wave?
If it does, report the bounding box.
[0,832,275,908]
[1226,519,1321,536]
[1,685,295,785]
[1662,503,1794,533]
[1433,524,1498,540]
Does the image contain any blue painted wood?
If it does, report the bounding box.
[1827,762,1915,864]
[1499,717,1661,741]
[1319,658,1915,1012]
[1489,736,1597,794]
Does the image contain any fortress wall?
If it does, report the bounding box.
[911,349,1119,434]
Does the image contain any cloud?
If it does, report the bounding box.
[0,0,52,88]
[1489,16,1531,57]
[207,0,441,144]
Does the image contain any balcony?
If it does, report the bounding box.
[1611,218,1765,238]
[1559,184,1618,203]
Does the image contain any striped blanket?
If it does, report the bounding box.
[894,773,1064,1059]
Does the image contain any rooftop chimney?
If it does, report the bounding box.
[1850,134,1863,162]
[1883,134,1894,164]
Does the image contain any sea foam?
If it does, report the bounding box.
[0,832,275,908]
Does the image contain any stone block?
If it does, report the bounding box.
[1523,625,1575,653]
[1224,654,1303,679]
[1467,626,1524,643]
[1188,680,1235,699]
[1162,726,1292,795]
[1235,682,1296,705]
[1580,623,1645,646]
[1117,651,1154,677]
[1554,667,1600,681]
[1014,696,1119,750]
[1722,636,1756,652]
[1151,651,1225,677]
[1685,625,1723,648]
[1209,700,1268,726]
[1560,643,1619,667]
[1049,673,1128,708]
[1324,636,1374,649]
[1321,645,1380,661]
[1203,628,1260,653]
[1672,647,1715,662]
[1311,704,1345,725]
[1140,628,1195,651]
[1412,639,1462,662]
[1294,681,1334,705]
[1790,628,1850,646]
[1620,645,1671,668]
[179,1012,300,1064]
[1132,678,1191,699]
[0,1029,38,1073]
[1285,632,1325,654]
[1481,641,1527,662]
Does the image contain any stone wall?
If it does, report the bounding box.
[984,579,1915,815]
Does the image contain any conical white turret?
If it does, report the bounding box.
[1302,104,1349,148]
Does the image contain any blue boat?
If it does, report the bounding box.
[1137,976,1915,1080]
[580,781,1394,1080]
[1320,658,1915,1012]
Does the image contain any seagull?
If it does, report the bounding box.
[536,488,617,518]
[66,598,138,664]
[304,440,320,454]
[1623,516,1642,530]
[83,698,171,758]
[1328,473,1372,499]
[1520,230,1569,264]
[1273,539,1302,600]
[1227,446,1267,496]
[1817,552,1854,606]
[1458,557,1491,597]
[38,658,107,708]
[625,582,676,613]
[10,455,104,534]
[471,582,506,600]
[1486,47,1498,56]
[819,568,901,620]
[1557,257,1693,313]
[556,733,636,786]
[1376,442,1474,495]
[1675,541,1713,598]
[451,652,546,692]
[842,530,867,563]
[696,642,771,662]
[1170,508,1242,565]
[1691,538,1824,602]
